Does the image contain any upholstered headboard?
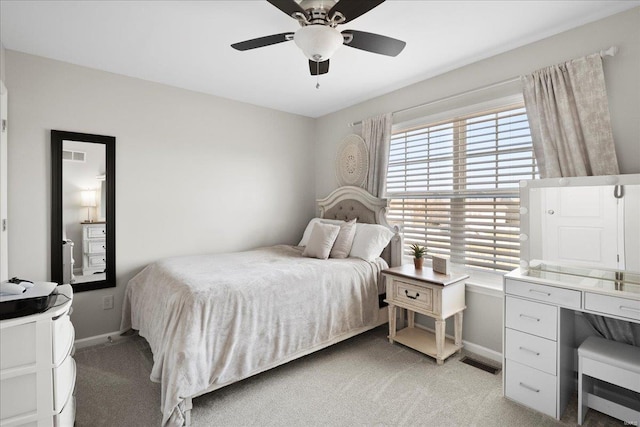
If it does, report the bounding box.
[317,186,402,267]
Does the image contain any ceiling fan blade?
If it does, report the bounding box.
[342,30,406,57]
[309,59,329,76]
[328,0,385,23]
[231,33,294,51]
[266,0,306,18]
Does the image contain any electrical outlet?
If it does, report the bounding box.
[102,295,114,310]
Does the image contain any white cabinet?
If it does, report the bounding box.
[82,222,106,276]
[503,277,575,419]
[0,285,75,426]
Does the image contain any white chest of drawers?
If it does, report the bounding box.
[82,222,106,276]
[0,285,75,426]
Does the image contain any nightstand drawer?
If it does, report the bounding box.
[505,359,557,418]
[392,280,433,312]
[505,328,556,375]
[505,296,557,340]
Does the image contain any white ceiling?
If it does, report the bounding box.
[1,1,638,118]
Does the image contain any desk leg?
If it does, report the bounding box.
[407,309,415,329]
[454,311,463,351]
[435,319,445,365]
[388,304,397,344]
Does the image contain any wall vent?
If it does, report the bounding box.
[62,150,86,162]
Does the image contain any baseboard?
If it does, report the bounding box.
[413,323,503,364]
[462,340,503,364]
[74,330,127,349]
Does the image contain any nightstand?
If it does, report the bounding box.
[383,265,468,365]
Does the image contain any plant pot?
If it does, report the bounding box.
[414,257,423,269]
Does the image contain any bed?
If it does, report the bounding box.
[120,186,402,426]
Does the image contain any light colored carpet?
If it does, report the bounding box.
[74,326,622,426]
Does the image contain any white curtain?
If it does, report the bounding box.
[522,53,619,178]
[523,53,638,345]
[362,113,392,197]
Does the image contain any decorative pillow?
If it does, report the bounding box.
[330,218,357,259]
[349,223,394,261]
[298,218,345,247]
[302,223,341,260]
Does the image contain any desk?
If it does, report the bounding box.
[383,265,468,365]
[503,265,640,419]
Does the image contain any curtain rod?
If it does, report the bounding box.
[348,45,618,127]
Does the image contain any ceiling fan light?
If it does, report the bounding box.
[294,25,343,61]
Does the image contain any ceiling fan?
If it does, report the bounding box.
[231,0,406,78]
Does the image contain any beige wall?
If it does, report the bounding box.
[5,51,316,339]
[315,7,640,354]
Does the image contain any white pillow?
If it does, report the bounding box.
[349,223,394,261]
[298,218,345,246]
[330,218,357,259]
[302,223,341,260]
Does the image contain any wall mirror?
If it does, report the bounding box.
[51,130,115,292]
[519,174,640,274]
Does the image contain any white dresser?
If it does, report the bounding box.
[0,285,76,426]
[82,222,106,276]
[503,266,640,420]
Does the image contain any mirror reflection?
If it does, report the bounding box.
[51,130,115,292]
[520,175,640,273]
[62,140,106,284]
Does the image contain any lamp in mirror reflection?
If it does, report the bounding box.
[80,189,97,222]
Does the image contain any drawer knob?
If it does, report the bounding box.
[518,346,540,356]
[404,290,420,300]
[547,209,555,215]
[519,382,540,393]
[519,313,540,322]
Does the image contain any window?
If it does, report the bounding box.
[386,102,538,272]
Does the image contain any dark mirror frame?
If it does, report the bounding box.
[51,130,116,292]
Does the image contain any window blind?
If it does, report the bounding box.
[386,104,538,272]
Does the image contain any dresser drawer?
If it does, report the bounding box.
[52,315,75,367]
[505,279,581,309]
[391,280,434,312]
[0,321,36,370]
[55,394,75,427]
[505,359,557,418]
[0,372,37,421]
[584,293,640,322]
[505,296,557,340]
[85,239,106,254]
[84,225,106,239]
[505,328,557,375]
[53,356,76,412]
[87,254,106,268]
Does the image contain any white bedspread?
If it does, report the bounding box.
[121,245,386,426]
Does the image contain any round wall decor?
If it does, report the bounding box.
[336,134,368,187]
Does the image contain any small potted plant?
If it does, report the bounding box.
[411,243,425,269]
